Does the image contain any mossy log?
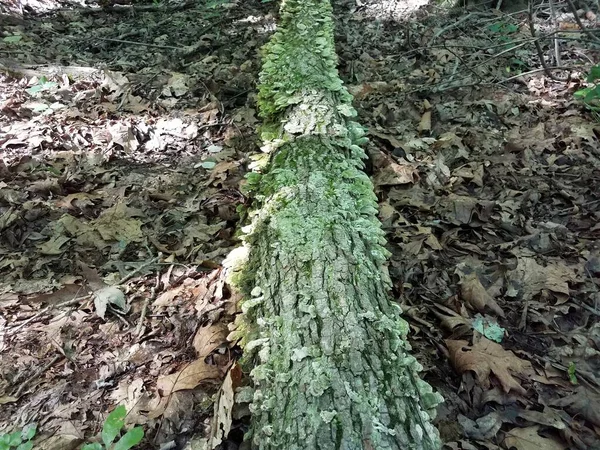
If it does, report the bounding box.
[225,0,443,448]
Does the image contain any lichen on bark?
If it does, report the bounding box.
[226,0,443,448]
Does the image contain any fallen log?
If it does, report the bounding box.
[226,0,443,448]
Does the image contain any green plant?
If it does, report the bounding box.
[568,361,578,385]
[82,405,144,450]
[575,65,600,113]
[0,424,36,450]
[25,76,58,95]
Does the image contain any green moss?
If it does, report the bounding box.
[227,0,443,448]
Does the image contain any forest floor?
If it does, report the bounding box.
[1,0,600,448]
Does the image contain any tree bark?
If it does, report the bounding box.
[226,0,443,448]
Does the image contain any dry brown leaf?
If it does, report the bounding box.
[373,161,419,186]
[156,359,221,395]
[460,273,505,318]
[55,193,99,210]
[506,257,577,301]
[368,130,403,148]
[193,322,228,357]
[434,310,471,336]
[209,364,238,449]
[550,387,600,427]
[458,411,504,441]
[154,284,185,307]
[503,426,565,450]
[35,421,84,450]
[418,110,431,134]
[446,337,534,395]
[28,284,86,305]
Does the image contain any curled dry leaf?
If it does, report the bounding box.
[458,411,504,441]
[446,337,534,395]
[373,161,420,187]
[93,286,127,319]
[208,364,241,449]
[156,359,221,396]
[418,110,432,134]
[193,322,229,358]
[460,273,505,318]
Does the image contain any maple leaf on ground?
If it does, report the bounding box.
[446,337,535,395]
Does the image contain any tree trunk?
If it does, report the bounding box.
[226,0,443,448]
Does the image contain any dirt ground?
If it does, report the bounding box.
[1,0,599,448]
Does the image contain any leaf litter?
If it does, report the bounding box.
[1,0,600,448]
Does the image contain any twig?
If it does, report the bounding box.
[136,274,161,338]
[14,354,63,397]
[54,0,195,15]
[564,0,600,43]
[549,0,562,67]
[94,37,184,51]
[432,12,476,43]
[6,295,89,336]
[499,66,575,83]
[117,17,171,41]
[118,254,161,285]
[528,2,569,82]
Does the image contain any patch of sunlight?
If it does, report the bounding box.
[235,14,276,33]
[360,0,431,20]
[11,0,88,14]
[237,15,263,23]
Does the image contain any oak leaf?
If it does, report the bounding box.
[446,337,534,395]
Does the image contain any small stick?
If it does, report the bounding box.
[94,37,184,51]
[118,254,161,285]
[14,355,62,397]
[6,294,89,336]
[499,66,575,83]
[528,2,569,82]
[549,0,562,66]
[564,0,600,43]
[431,12,475,43]
[136,273,161,338]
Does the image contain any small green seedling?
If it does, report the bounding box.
[0,423,36,450]
[568,361,578,385]
[82,405,144,450]
[575,65,600,115]
[487,22,519,35]
[25,76,58,95]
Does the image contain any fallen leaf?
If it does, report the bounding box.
[156,359,221,395]
[94,202,144,243]
[550,387,600,427]
[38,234,70,255]
[209,364,238,448]
[503,426,565,450]
[418,110,431,133]
[93,286,127,319]
[28,284,85,305]
[193,322,228,358]
[55,193,99,210]
[473,314,505,343]
[460,273,505,317]
[368,130,403,148]
[446,337,534,395]
[108,122,139,153]
[373,161,419,186]
[154,284,186,307]
[458,412,504,441]
[506,257,577,301]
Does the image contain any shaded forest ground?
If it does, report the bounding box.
[1,0,600,448]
